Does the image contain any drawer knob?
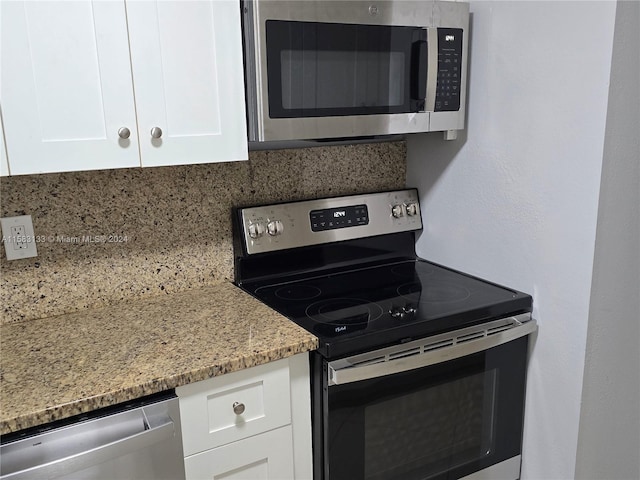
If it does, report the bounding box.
[232,402,245,415]
[118,127,131,139]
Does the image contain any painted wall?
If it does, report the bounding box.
[575,1,640,477]
[406,2,617,479]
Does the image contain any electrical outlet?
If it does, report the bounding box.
[1,215,38,260]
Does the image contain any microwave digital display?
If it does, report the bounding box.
[310,205,369,232]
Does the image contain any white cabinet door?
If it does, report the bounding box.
[1,1,140,175]
[178,357,292,456]
[184,425,295,480]
[127,0,248,167]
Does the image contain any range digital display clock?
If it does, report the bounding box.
[310,205,369,232]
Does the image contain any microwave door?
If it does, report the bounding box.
[266,21,426,118]
[249,19,432,141]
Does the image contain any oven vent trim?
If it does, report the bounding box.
[424,338,455,352]
[328,313,536,386]
[456,331,486,344]
[350,355,386,368]
[486,323,515,336]
[388,347,421,361]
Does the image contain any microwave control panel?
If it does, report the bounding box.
[434,28,464,112]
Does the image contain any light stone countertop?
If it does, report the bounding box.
[0,282,318,435]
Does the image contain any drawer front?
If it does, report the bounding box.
[184,425,294,480]
[177,358,292,456]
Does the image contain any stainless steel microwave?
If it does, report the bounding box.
[242,0,469,142]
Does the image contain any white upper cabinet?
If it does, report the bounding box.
[0,0,247,176]
[1,1,140,175]
[127,0,247,167]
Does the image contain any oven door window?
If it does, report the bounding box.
[266,21,427,118]
[326,337,528,480]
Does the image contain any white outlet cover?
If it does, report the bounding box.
[1,215,38,260]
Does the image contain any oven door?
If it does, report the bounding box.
[319,318,536,480]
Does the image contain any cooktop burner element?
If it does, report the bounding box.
[305,298,384,337]
[398,281,472,303]
[274,285,322,301]
[390,262,432,278]
[235,189,532,359]
[306,298,384,324]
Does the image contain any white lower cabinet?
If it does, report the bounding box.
[184,425,294,480]
[177,353,312,480]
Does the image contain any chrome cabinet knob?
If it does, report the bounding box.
[405,203,418,216]
[150,127,163,139]
[233,402,245,415]
[118,127,131,139]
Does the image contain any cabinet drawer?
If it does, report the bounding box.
[184,425,294,480]
[177,358,292,456]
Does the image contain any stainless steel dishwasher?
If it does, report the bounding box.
[0,392,185,480]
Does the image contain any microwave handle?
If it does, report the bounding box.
[425,28,439,111]
[410,40,428,103]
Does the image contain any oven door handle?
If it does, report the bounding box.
[328,316,537,386]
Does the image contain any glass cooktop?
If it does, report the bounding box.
[242,259,532,359]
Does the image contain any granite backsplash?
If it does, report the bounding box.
[0,142,406,324]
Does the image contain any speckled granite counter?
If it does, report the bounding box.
[0,282,318,435]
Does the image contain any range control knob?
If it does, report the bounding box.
[391,204,404,218]
[267,220,284,236]
[248,222,265,239]
[405,203,419,216]
[390,304,418,320]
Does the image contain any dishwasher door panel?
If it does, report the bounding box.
[1,395,185,480]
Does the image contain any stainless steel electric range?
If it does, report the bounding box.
[234,189,537,480]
